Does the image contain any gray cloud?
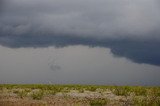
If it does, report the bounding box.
[0,46,160,85]
[0,35,159,66]
[1,0,160,39]
[0,0,160,66]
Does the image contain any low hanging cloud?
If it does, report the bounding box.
[0,0,160,66]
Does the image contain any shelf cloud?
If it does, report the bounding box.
[0,0,160,66]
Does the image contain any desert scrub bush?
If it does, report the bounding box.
[133,97,147,106]
[89,98,108,106]
[86,86,97,92]
[112,86,131,96]
[61,87,70,93]
[132,86,147,96]
[0,86,3,90]
[46,90,56,95]
[52,87,63,93]
[31,90,44,100]
[78,88,85,93]
[16,90,28,98]
[147,88,160,97]
[133,95,160,106]
[96,88,104,93]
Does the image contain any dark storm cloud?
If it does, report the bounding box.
[0,0,5,13]
[1,0,160,39]
[0,0,160,66]
[0,35,160,66]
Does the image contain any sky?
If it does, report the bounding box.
[0,0,160,85]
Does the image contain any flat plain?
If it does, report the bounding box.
[0,84,160,106]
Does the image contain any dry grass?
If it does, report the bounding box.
[0,84,160,106]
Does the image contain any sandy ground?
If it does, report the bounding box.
[0,90,131,106]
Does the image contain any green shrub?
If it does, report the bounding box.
[79,89,84,93]
[16,90,28,98]
[48,90,56,95]
[133,96,160,106]
[87,86,97,92]
[112,86,130,96]
[132,87,147,96]
[31,90,44,100]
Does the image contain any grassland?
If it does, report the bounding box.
[0,84,160,106]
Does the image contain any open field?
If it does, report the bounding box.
[0,84,160,106]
